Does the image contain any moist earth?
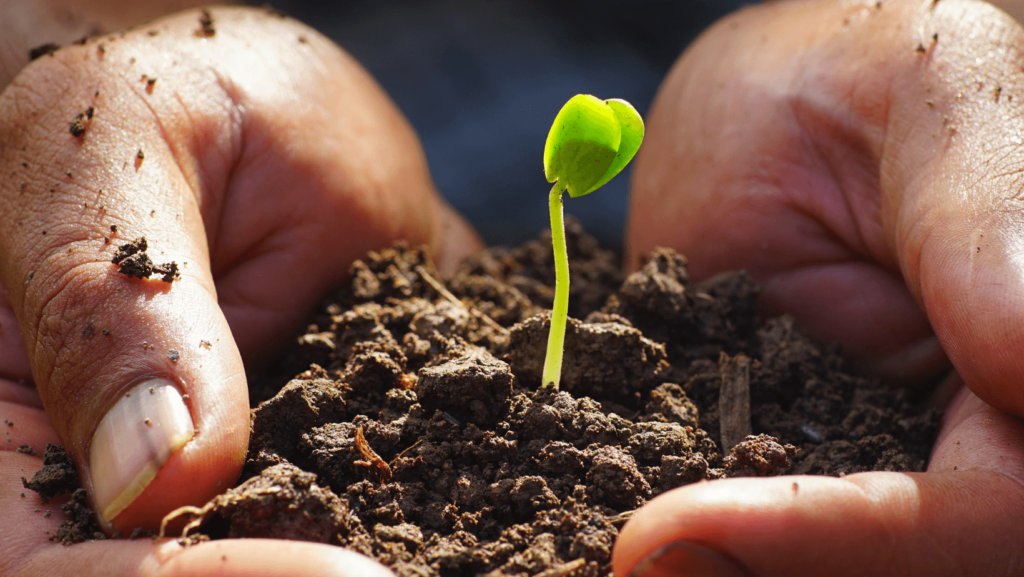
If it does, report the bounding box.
[26,220,940,576]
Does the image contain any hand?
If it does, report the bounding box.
[0,5,479,575]
[616,0,1024,574]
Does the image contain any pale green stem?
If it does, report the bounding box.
[542,183,570,389]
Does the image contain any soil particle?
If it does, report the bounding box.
[69,107,94,138]
[722,434,798,477]
[244,372,349,478]
[602,248,760,367]
[640,383,699,429]
[195,9,216,37]
[196,463,363,543]
[52,489,106,545]
[29,43,60,60]
[21,444,79,503]
[17,444,36,456]
[111,237,180,282]
[584,445,650,508]
[417,347,512,427]
[660,453,711,489]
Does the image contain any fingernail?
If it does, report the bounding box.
[631,541,754,577]
[90,379,194,522]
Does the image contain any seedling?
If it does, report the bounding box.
[541,94,644,389]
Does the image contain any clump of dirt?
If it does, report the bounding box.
[28,43,60,61]
[51,489,107,545]
[195,9,216,37]
[22,444,79,503]
[69,107,94,138]
[22,444,107,545]
[27,222,940,571]
[111,237,180,282]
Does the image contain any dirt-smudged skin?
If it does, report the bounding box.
[27,225,939,573]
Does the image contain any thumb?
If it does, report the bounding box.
[878,0,1024,415]
[613,381,1024,577]
[0,37,247,531]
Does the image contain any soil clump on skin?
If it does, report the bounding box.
[21,444,107,544]
[22,444,80,503]
[28,221,940,573]
[111,237,180,282]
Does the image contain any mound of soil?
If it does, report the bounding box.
[229,221,939,575]
[26,220,940,575]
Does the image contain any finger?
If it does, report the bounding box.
[879,1,1024,416]
[626,0,1024,397]
[8,538,392,577]
[0,6,480,534]
[153,540,393,577]
[614,383,1024,577]
[0,12,258,532]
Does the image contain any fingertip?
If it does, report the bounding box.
[157,540,393,577]
[89,379,195,524]
[615,469,1024,577]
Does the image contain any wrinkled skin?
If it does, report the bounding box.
[3,1,1024,576]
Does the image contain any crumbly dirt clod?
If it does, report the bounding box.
[29,43,60,60]
[33,225,939,574]
[197,463,363,543]
[111,237,180,282]
[21,444,79,503]
[417,346,512,427]
[195,9,216,37]
[52,488,106,545]
[722,434,798,477]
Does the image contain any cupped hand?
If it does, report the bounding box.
[0,6,478,576]
[616,0,1024,575]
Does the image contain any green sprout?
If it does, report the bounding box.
[541,94,644,389]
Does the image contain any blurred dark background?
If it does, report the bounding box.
[264,0,745,249]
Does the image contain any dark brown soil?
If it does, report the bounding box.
[230,221,938,575]
[69,107,94,138]
[22,444,108,544]
[111,237,180,282]
[27,221,940,573]
[195,9,216,38]
[22,444,80,503]
[28,43,60,61]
